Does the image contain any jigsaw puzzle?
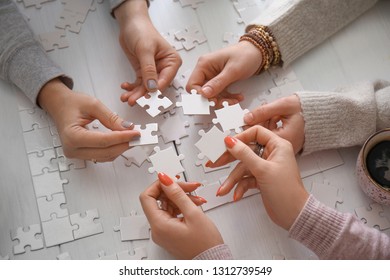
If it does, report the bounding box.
[56,252,72,260]
[223,31,240,46]
[148,146,185,179]
[129,123,159,146]
[19,107,49,132]
[116,247,147,260]
[36,192,69,222]
[11,224,44,254]
[195,126,230,163]
[28,148,58,176]
[55,146,86,171]
[114,212,150,241]
[56,0,95,33]
[157,114,190,145]
[121,145,154,167]
[17,0,54,9]
[176,89,215,115]
[162,30,184,51]
[212,101,249,133]
[175,25,207,50]
[70,208,103,239]
[174,0,204,9]
[41,215,74,247]
[136,90,173,117]
[310,181,343,209]
[23,126,55,155]
[172,69,192,90]
[38,30,69,51]
[354,203,390,230]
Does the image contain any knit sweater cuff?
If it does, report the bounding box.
[8,43,73,105]
[193,244,233,260]
[289,195,347,259]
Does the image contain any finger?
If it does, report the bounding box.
[244,96,299,125]
[140,180,168,225]
[156,59,181,91]
[66,142,132,162]
[217,162,250,196]
[198,68,238,98]
[233,177,257,201]
[128,87,148,106]
[157,173,200,218]
[139,53,159,92]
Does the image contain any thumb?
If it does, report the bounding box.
[200,69,237,98]
[91,100,135,131]
[139,54,158,92]
[158,172,199,217]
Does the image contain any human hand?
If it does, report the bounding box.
[38,79,140,162]
[140,173,224,259]
[244,95,305,154]
[210,126,309,230]
[115,0,182,106]
[186,41,262,100]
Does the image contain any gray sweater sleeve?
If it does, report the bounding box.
[247,0,377,66]
[0,0,72,105]
[296,80,390,155]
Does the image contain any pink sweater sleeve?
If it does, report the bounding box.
[289,195,390,259]
[193,244,233,260]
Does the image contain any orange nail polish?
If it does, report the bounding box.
[216,185,223,196]
[205,160,213,167]
[158,172,174,186]
[196,196,208,203]
[224,136,237,149]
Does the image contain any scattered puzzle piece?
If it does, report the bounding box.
[136,90,173,117]
[38,30,69,51]
[56,0,95,33]
[129,123,159,146]
[195,126,230,162]
[176,89,215,115]
[212,101,249,133]
[41,216,74,247]
[172,69,192,90]
[162,30,184,51]
[114,212,150,241]
[37,192,69,222]
[70,208,103,239]
[175,25,207,50]
[121,145,154,167]
[148,146,185,179]
[11,224,44,254]
[157,114,190,145]
[354,203,390,230]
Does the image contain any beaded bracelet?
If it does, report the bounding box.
[239,25,281,75]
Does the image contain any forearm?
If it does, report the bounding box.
[109,0,149,19]
[289,195,390,259]
[296,80,390,155]
[248,0,377,66]
[0,0,72,105]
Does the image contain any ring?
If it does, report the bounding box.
[254,143,264,158]
[91,158,97,164]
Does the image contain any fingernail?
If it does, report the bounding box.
[244,112,254,124]
[189,182,202,187]
[158,172,174,186]
[195,196,207,203]
[224,136,237,149]
[175,175,181,180]
[121,120,134,129]
[205,160,213,167]
[216,185,223,196]
[147,79,158,91]
[233,192,238,202]
[202,86,212,97]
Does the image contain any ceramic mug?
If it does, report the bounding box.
[356,128,390,205]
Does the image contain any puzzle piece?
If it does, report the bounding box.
[174,0,204,9]
[23,126,55,155]
[70,208,103,239]
[136,90,173,117]
[41,216,74,247]
[38,30,69,51]
[269,66,299,86]
[223,32,240,46]
[195,126,230,162]
[176,89,215,115]
[148,146,185,179]
[297,150,344,178]
[56,0,95,33]
[28,148,58,176]
[97,250,117,260]
[157,114,189,145]
[56,252,72,260]
[195,182,232,211]
[116,247,147,260]
[114,212,150,241]
[195,157,231,173]
[172,69,192,90]
[19,107,49,132]
[310,181,343,209]
[37,192,69,222]
[175,25,207,50]
[11,224,44,254]
[0,254,10,260]
[129,123,159,146]
[162,30,184,51]
[212,101,249,133]
[354,203,390,230]
[17,0,54,8]
[121,145,154,167]
[55,146,86,171]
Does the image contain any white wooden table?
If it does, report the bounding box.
[0,0,389,260]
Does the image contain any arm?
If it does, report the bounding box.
[290,195,390,259]
[0,0,72,104]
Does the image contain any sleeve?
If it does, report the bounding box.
[247,0,377,66]
[109,0,149,17]
[289,195,390,259]
[193,244,234,260]
[295,80,390,155]
[0,0,73,105]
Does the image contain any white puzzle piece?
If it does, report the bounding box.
[0,254,10,260]
[148,146,185,179]
[157,114,189,145]
[70,208,103,239]
[310,181,343,209]
[174,0,204,9]
[212,101,249,133]
[36,193,69,222]
[175,25,207,50]
[195,157,231,173]
[11,224,44,254]
[223,32,240,46]
[195,126,230,162]
[136,90,173,117]
[55,146,86,171]
[38,30,69,51]
[354,203,390,230]
[28,148,58,176]
[114,213,150,241]
[162,30,184,51]
[17,0,54,8]
[19,107,49,132]
[176,89,215,115]
[97,251,117,260]
[41,216,74,247]
[23,126,55,155]
[116,247,148,260]
[195,182,233,211]
[56,252,72,260]
[121,145,154,167]
[172,69,192,90]
[129,123,159,146]
[56,0,95,33]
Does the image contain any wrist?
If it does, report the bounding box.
[37,78,72,118]
[114,0,149,26]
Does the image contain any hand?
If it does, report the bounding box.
[186,41,262,99]
[210,126,309,230]
[115,0,182,106]
[140,173,224,259]
[244,95,305,154]
[38,79,140,162]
